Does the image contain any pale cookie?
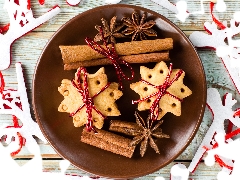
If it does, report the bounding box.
[58,67,123,129]
[130,61,192,120]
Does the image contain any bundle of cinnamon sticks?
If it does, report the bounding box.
[59,38,173,70]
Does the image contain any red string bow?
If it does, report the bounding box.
[132,63,183,121]
[85,27,134,90]
[70,67,110,132]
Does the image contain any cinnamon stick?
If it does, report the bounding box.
[64,51,170,70]
[109,120,141,136]
[59,38,173,64]
[81,128,135,158]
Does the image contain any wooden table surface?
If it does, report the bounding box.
[1,0,239,179]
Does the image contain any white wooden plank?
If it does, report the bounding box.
[15,160,222,179]
[0,0,238,31]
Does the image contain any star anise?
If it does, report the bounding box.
[121,11,157,41]
[131,111,169,157]
[94,16,125,44]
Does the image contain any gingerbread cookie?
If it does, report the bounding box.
[130,61,192,120]
[58,67,123,129]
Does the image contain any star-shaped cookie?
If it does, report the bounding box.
[58,67,123,129]
[130,61,192,120]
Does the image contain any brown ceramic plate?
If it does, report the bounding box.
[33,4,206,179]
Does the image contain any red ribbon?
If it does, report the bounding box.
[85,27,134,90]
[233,108,240,117]
[0,72,24,156]
[70,67,110,132]
[204,4,238,170]
[5,115,25,156]
[11,132,24,156]
[0,23,10,34]
[210,2,226,30]
[0,71,5,95]
[132,63,183,121]
[27,0,31,10]
[204,123,240,170]
[39,0,45,5]
[26,0,45,9]
[211,112,240,170]
[200,107,240,171]
[0,73,22,109]
[204,142,233,170]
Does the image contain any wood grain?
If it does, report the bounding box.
[0,0,239,179]
[15,160,222,179]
